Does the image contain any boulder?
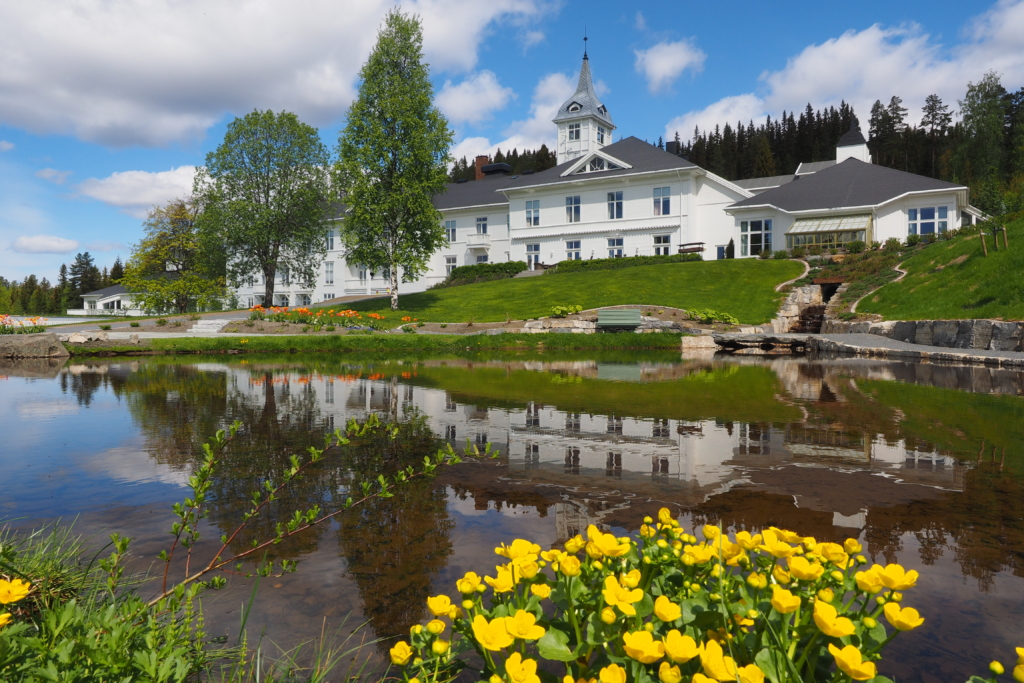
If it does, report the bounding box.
[890,321,917,343]
[969,320,994,350]
[931,320,959,347]
[989,322,1023,352]
[0,332,71,359]
[680,335,718,350]
[66,333,91,344]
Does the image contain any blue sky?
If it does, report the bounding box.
[2,0,1022,283]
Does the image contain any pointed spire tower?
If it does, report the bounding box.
[553,37,615,164]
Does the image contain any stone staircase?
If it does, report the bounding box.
[187,318,231,335]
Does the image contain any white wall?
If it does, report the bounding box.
[873,192,962,245]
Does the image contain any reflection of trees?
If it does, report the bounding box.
[60,366,129,406]
[334,413,455,651]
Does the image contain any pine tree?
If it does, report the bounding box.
[110,257,124,283]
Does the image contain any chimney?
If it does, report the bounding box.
[475,155,489,181]
[666,140,679,156]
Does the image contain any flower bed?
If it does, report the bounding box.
[390,510,1021,683]
[248,305,388,330]
[0,315,46,334]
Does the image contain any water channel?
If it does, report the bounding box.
[2,351,1023,682]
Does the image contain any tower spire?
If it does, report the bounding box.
[583,28,588,59]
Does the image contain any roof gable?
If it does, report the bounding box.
[561,149,632,177]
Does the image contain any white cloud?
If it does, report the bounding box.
[0,140,13,151]
[634,40,706,93]
[635,12,647,31]
[522,31,545,50]
[437,71,515,126]
[664,0,1024,142]
[11,235,79,254]
[35,168,72,185]
[0,1,549,147]
[77,166,196,218]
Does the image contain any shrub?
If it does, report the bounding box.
[906,234,922,247]
[838,311,858,320]
[156,318,168,326]
[758,249,772,259]
[687,308,739,325]
[773,250,789,259]
[402,325,417,333]
[791,246,806,258]
[188,312,201,320]
[433,261,528,289]
[883,237,902,253]
[809,245,823,256]
[871,241,882,250]
[923,233,937,244]
[551,253,701,275]
[326,324,336,331]
[248,305,266,321]
[129,321,140,328]
[550,304,583,318]
[98,324,112,330]
[846,240,866,254]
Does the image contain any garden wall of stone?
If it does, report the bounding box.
[821,319,1024,352]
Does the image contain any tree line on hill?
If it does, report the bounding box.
[448,144,558,182]
[671,71,1024,215]
[0,253,123,316]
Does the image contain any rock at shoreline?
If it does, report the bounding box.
[0,332,71,359]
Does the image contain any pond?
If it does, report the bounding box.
[2,352,1023,682]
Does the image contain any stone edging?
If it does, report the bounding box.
[850,260,907,313]
[813,337,1024,369]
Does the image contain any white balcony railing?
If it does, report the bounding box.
[467,233,491,249]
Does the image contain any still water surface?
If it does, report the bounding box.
[2,352,1023,682]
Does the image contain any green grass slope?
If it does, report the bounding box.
[858,218,1024,320]
[347,260,803,324]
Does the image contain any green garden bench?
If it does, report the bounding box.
[596,309,642,331]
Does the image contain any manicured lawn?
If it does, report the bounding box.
[345,260,803,324]
[858,218,1024,320]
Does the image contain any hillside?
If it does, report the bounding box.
[345,260,804,324]
[857,218,1024,321]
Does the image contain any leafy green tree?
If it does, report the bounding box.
[335,9,453,311]
[0,285,10,314]
[195,110,332,306]
[121,198,226,314]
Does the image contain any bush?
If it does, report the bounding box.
[433,261,528,289]
[838,310,858,320]
[99,324,112,330]
[846,240,866,254]
[155,318,168,326]
[550,304,583,318]
[773,250,789,259]
[871,241,882,250]
[906,234,922,247]
[129,321,140,327]
[883,237,902,253]
[758,249,772,259]
[687,308,739,325]
[551,253,701,275]
[809,245,822,256]
[791,247,806,258]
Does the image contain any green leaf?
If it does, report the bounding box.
[537,627,576,662]
[755,648,785,683]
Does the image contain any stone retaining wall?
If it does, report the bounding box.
[821,319,1024,352]
[769,285,823,333]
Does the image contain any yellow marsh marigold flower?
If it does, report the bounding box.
[586,525,631,558]
[855,566,884,594]
[828,644,877,681]
[700,639,738,681]
[773,565,792,585]
[456,572,482,594]
[746,573,767,590]
[427,595,453,617]
[683,543,716,565]
[530,583,551,600]
[1017,647,1024,665]
[564,535,585,554]
[471,614,514,651]
[426,619,446,635]
[737,664,766,683]
[0,579,31,604]
[654,595,682,622]
[663,630,700,663]
[486,567,516,593]
[601,607,617,624]
[495,539,541,561]
[875,563,918,590]
[844,538,863,554]
[0,613,11,629]
[883,602,925,631]
[735,530,762,550]
[817,588,835,603]
[602,575,644,616]
[513,559,540,580]
[769,527,803,543]
[702,524,721,541]
[658,507,675,525]
[788,556,824,581]
[760,530,798,558]
[541,549,567,563]
[620,569,642,588]
[504,610,546,640]
[817,542,850,567]
[770,585,800,614]
[505,652,541,683]
[1014,665,1024,683]
[559,556,582,577]
[813,600,855,638]
[692,675,716,683]
[432,639,450,655]
[658,662,683,683]
[623,630,666,663]
[600,664,627,683]
[390,641,413,666]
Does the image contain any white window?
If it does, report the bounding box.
[608,238,624,258]
[476,217,488,234]
[324,261,334,285]
[590,158,605,171]
[654,235,671,256]
[298,294,311,306]
[607,191,623,220]
[654,187,671,216]
[565,196,581,223]
[566,240,581,260]
[526,200,540,226]
[87,301,96,309]
[445,256,457,275]
[323,293,334,301]
[327,231,334,251]
[476,254,489,263]
[357,266,368,281]
[279,267,290,285]
[597,126,605,144]
[445,220,457,242]
[278,294,290,307]
[908,206,948,235]
[526,243,541,267]
[740,220,773,257]
[568,122,581,141]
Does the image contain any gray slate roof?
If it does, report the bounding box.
[730,158,965,212]
[837,118,868,147]
[732,175,795,191]
[794,160,836,175]
[433,137,699,210]
[81,284,127,298]
[552,56,614,128]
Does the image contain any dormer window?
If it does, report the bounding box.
[568,123,581,141]
[571,155,623,174]
[568,102,581,112]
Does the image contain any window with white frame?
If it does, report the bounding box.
[327,231,334,251]
[476,217,488,234]
[323,293,334,301]
[597,126,605,144]
[476,254,489,263]
[565,195,581,223]
[357,265,368,281]
[568,123,580,140]
[279,266,290,285]
[908,206,948,235]
[654,235,671,255]
[526,200,540,226]
[608,238,624,258]
[324,261,334,285]
[526,243,541,267]
[298,294,311,306]
[566,240,581,260]
[740,219,773,256]
[607,191,623,219]
[654,187,671,216]
[445,256,457,275]
[278,294,290,307]
[445,220,457,242]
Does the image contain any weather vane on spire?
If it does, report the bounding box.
[583,28,588,58]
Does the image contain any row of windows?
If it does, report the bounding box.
[524,236,672,262]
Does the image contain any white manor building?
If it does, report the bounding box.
[234,52,984,308]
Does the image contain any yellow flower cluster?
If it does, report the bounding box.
[0,578,32,630]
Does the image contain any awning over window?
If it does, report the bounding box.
[786,214,871,234]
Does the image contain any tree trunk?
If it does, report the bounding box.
[263,263,276,307]
[390,262,399,310]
